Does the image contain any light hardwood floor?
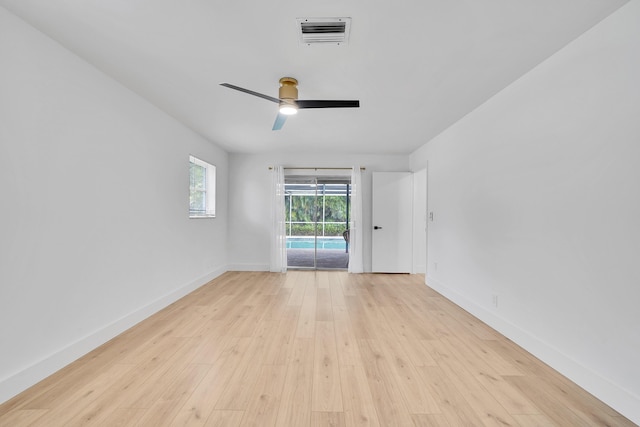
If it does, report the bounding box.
[0,271,635,426]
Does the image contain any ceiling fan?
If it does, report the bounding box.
[220,77,360,130]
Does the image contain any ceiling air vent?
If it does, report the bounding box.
[296,17,351,46]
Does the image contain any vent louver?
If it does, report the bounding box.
[297,18,351,46]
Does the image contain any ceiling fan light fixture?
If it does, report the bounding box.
[279,102,298,115]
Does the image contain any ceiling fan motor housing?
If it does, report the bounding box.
[279,77,299,104]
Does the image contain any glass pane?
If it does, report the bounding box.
[189,162,207,215]
[285,179,350,270]
[190,190,205,213]
[286,182,317,268]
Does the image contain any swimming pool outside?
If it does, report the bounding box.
[286,237,346,250]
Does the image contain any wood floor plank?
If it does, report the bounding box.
[343,296,374,339]
[231,294,274,338]
[118,332,189,366]
[429,295,500,341]
[1,271,634,427]
[58,339,201,425]
[423,339,519,427]
[411,413,453,426]
[316,288,333,321]
[328,272,347,308]
[0,408,48,426]
[485,338,630,420]
[397,337,437,368]
[317,271,331,289]
[375,336,440,414]
[214,336,269,410]
[312,411,346,427]
[511,413,556,427]
[238,365,287,427]
[190,331,233,365]
[364,276,396,308]
[171,338,252,426]
[332,305,362,367]
[203,410,244,427]
[262,287,292,321]
[354,290,397,341]
[312,321,343,412]
[340,273,359,297]
[282,271,299,289]
[296,283,318,338]
[289,337,315,366]
[435,336,535,416]
[415,365,487,426]
[262,272,285,296]
[438,336,501,379]
[275,340,314,427]
[474,370,540,415]
[20,363,135,426]
[505,375,624,426]
[262,306,300,366]
[115,363,210,427]
[611,416,640,427]
[286,272,308,306]
[115,337,202,409]
[97,407,148,426]
[339,365,381,427]
[380,304,435,341]
[170,309,215,338]
[454,334,526,377]
[357,339,415,426]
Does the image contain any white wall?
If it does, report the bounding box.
[227,153,409,272]
[0,7,228,403]
[410,1,640,423]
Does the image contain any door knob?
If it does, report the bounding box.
[374,226,383,230]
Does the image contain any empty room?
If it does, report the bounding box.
[1,0,639,426]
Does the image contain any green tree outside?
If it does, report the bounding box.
[285,194,349,236]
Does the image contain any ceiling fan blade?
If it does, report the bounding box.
[272,113,287,131]
[220,83,280,104]
[296,100,360,109]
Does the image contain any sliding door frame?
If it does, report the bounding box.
[285,175,351,270]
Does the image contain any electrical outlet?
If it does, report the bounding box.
[429,211,434,221]
[492,294,498,308]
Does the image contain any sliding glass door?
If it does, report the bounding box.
[285,177,351,270]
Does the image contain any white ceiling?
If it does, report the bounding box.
[0,0,628,155]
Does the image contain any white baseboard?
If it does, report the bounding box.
[227,263,269,271]
[0,266,227,405]
[425,275,640,426]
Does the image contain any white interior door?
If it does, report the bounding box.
[372,172,413,273]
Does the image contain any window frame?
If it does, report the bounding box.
[189,155,216,218]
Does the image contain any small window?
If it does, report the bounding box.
[189,155,216,218]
